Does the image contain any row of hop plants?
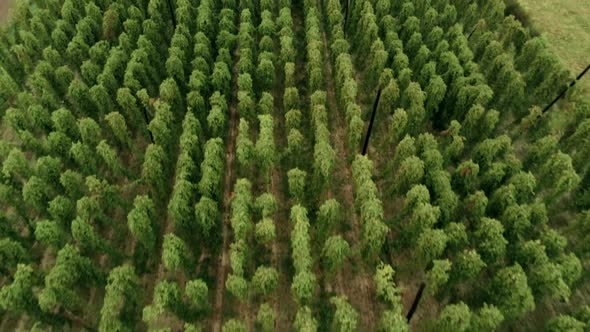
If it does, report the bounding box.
[322,0,365,153]
[303,4,335,196]
[141,0,235,330]
[278,1,324,330]
[224,2,283,330]
[320,6,392,329]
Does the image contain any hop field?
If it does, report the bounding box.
[0,0,589,331]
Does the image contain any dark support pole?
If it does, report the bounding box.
[61,308,98,332]
[362,89,382,155]
[147,130,155,144]
[406,282,426,322]
[467,24,478,41]
[142,108,155,143]
[344,0,350,32]
[167,0,177,28]
[542,63,590,113]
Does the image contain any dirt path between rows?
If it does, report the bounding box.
[210,118,236,332]
[270,112,293,330]
[211,45,240,332]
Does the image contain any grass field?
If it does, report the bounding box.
[518,0,590,93]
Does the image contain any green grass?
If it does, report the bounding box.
[518,0,590,93]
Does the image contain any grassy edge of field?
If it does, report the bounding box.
[507,0,590,94]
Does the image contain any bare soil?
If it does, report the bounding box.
[211,44,240,332]
[271,17,297,332]
[0,0,12,22]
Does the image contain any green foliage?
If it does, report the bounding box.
[290,205,316,304]
[255,193,277,218]
[352,155,388,260]
[211,61,231,96]
[426,259,451,296]
[251,266,279,296]
[255,218,276,245]
[168,180,195,230]
[256,303,275,332]
[374,263,402,308]
[379,309,409,332]
[231,178,253,242]
[141,144,167,197]
[22,176,50,212]
[2,148,30,181]
[185,279,208,312]
[194,196,219,237]
[322,236,350,273]
[71,216,101,251]
[100,265,140,332]
[51,108,79,139]
[0,238,28,273]
[39,244,101,312]
[162,233,192,272]
[317,199,341,241]
[143,280,181,323]
[475,218,508,264]
[489,264,535,320]
[294,306,318,332]
[255,115,276,183]
[198,138,225,199]
[470,304,504,332]
[390,156,425,195]
[223,319,247,332]
[330,296,358,332]
[97,140,125,176]
[380,79,400,115]
[284,87,299,111]
[226,274,249,301]
[35,220,65,249]
[207,92,228,137]
[256,58,274,91]
[0,264,40,318]
[105,112,132,147]
[258,92,274,115]
[287,128,305,157]
[127,195,156,252]
[416,228,448,264]
[453,249,486,282]
[516,240,575,301]
[236,119,254,166]
[0,1,586,329]
[367,39,388,89]
[313,142,336,186]
[545,315,585,332]
[288,168,307,202]
[436,302,471,332]
[356,2,379,52]
[60,170,85,199]
[539,152,580,202]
